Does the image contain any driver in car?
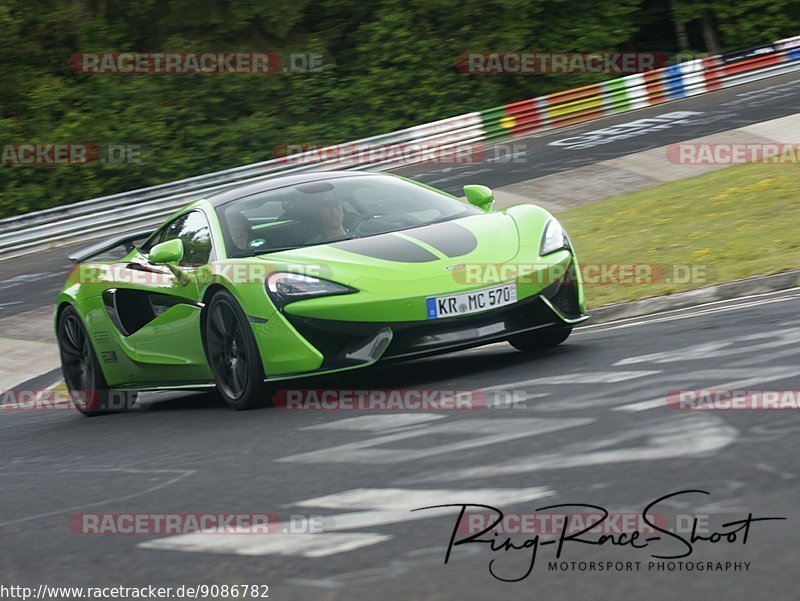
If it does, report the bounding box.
[286,189,349,244]
[303,197,347,243]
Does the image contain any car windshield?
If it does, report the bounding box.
[217,174,481,257]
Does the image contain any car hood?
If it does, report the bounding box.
[256,212,521,285]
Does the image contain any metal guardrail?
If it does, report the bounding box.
[1,36,799,262]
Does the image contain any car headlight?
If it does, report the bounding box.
[266,272,356,308]
[540,218,570,255]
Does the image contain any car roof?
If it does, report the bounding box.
[204,170,385,208]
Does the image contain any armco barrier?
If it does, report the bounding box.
[1,34,799,262]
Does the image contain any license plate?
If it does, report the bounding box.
[426,283,518,319]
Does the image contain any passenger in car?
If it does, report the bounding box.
[228,212,252,251]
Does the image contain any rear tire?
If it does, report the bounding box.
[508,325,572,352]
[57,306,138,416]
[204,290,272,410]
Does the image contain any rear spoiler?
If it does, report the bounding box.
[66,230,153,263]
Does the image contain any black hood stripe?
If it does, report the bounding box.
[330,235,438,262]
[403,222,478,257]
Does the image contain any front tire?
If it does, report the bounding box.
[204,290,271,410]
[57,306,137,416]
[508,325,572,352]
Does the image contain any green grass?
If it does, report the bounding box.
[557,163,800,308]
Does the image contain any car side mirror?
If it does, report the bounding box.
[464,185,494,212]
[148,239,184,265]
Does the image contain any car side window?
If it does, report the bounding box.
[143,211,213,267]
[139,227,168,255]
[173,212,213,267]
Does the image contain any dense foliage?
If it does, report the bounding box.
[1,0,798,217]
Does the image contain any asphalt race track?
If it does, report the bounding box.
[1,289,799,599]
[1,71,800,600]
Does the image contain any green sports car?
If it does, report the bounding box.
[56,171,587,414]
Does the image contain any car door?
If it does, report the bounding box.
[104,210,215,385]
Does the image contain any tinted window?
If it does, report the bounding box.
[217,175,480,257]
[143,211,212,266]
